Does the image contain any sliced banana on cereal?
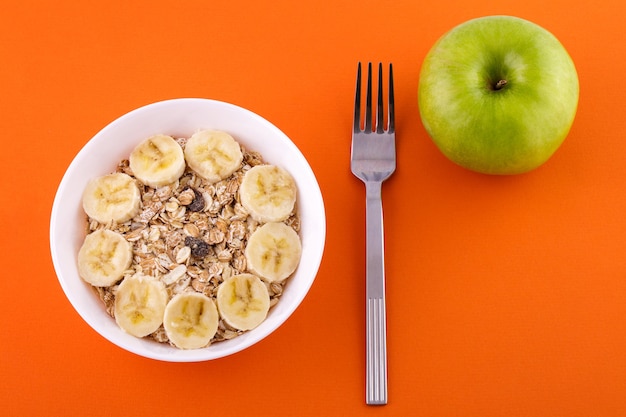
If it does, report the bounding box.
[239,164,297,223]
[129,134,186,187]
[216,273,270,331]
[82,172,141,224]
[183,129,243,183]
[163,292,219,349]
[114,274,168,338]
[244,222,302,283]
[77,229,133,287]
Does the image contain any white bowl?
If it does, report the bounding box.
[50,98,326,362]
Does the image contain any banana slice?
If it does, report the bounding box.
[183,130,243,183]
[82,172,141,224]
[239,165,296,223]
[114,274,168,338]
[129,134,186,187]
[163,292,219,349]
[77,229,133,287]
[216,273,270,331]
[244,222,302,283]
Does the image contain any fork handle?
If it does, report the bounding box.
[365,180,388,405]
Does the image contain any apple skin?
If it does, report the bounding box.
[418,16,579,175]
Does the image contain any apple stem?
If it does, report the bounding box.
[495,79,508,90]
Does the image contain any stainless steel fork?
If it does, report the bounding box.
[350,62,395,405]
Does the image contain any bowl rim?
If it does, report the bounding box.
[49,97,326,361]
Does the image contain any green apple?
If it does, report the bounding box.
[418,16,579,175]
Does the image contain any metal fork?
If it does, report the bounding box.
[350,62,395,405]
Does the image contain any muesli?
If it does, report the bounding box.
[77,130,301,349]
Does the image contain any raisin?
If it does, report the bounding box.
[184,236,209,258]
[186,187,205,212]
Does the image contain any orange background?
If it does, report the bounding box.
[2,0,626,416]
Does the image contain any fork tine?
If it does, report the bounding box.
[388,63,395,133]
[354,62,362,133]
[376,63,384,133]
[364,62,373,132]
